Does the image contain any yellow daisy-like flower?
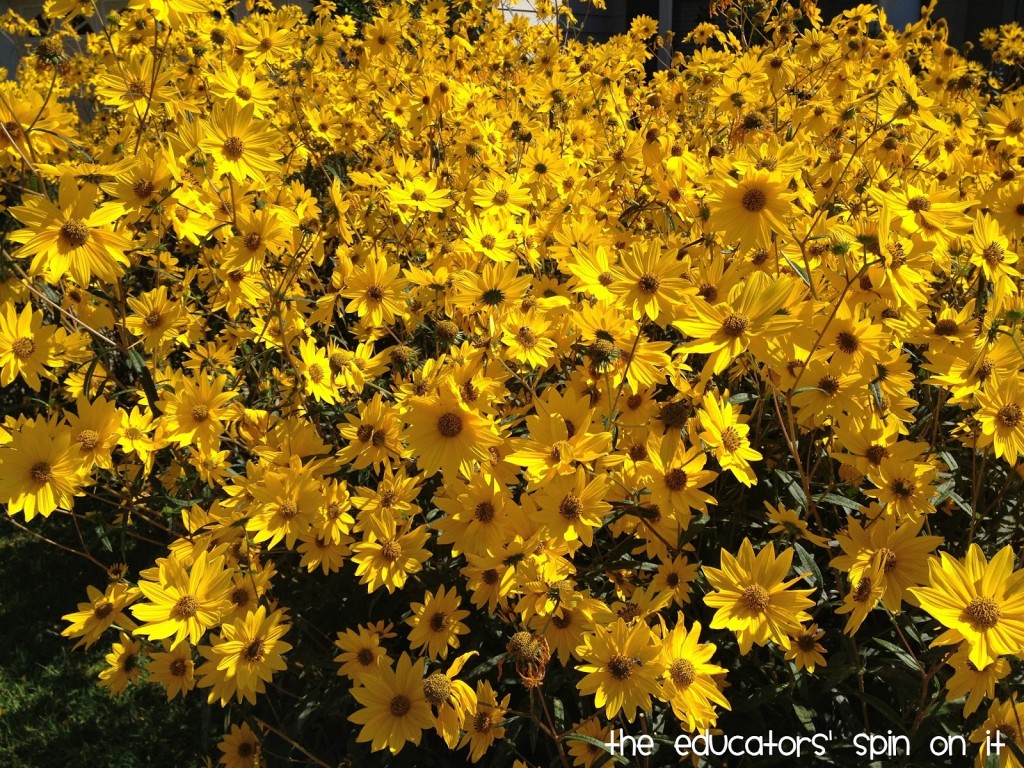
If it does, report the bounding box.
[703,538,815,654]
[403,380,502,480]
[349,652,433,755]
[200,101,281,182]
[217,722,262,768]
[975,374,1024,466]
[212,606,292,705]
[0,302,58,390]
[575,618,665,722]
[406,586,471,660]
[706,168,795,246]
[131,552,234,649]
[0,418,85,522]
[657,616,731,730]
[908,544,1024,669]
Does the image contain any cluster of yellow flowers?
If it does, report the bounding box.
[1,0,1023,765]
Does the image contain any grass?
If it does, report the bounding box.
[0,522,207,768]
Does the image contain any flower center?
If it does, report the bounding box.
[429,611,451,632]
[664,468,688,491]
[517,327,538,348]
[934,318,959,336]
[836,331,859,354]
[721,427,742,452]
[191,404,209,422]
[244,639,266,662]
[721,313,750,338]
[598,271,615,286]
[390,694,412,716]
[741,188,767,212]
[637,273,661,294]
[876,547,898,572]
[59,219,90,248]
[740,584,770,613]
[422,672,452,705]
[474,502,495,523]
[963,596,1001,629]
[996,403,1022,428]
[852,576,874,602]
[818,374,840,395]
[77,429,100,450]
[890,478,915,499]
[559,494,583,520]
[11,337,35,359]
[606,653,635,680]
[222,136,245,160]
[308,363,324,383]
[169,658,188,676]
[173,595,200,619]
[437,412,463,438]
[473,710,493,732]
[670,659,696,687]
[30,461,53,483]
[907,195,931,212]
[132,178,154,199]
[144,311,162,329]
[380,539,402,561]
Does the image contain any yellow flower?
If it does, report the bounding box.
[217,722,262,768]
[0,417,85,521]
[909,545,1024,669]
[9,172,131,285]
[212,606,291,705]
[131,552,233,649]
[0,302,58,390]
[575,618,665,722]
[459,679,510,763]
[406,585,471,660]
[657,616,731,730]
[402,380,502,480]
[98,631,143,696]
[703,539,815,654]
[349,653,433,755]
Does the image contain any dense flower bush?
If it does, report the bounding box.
[0,0,1023,765]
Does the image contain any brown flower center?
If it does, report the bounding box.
[818,374,840,395]
[721,427,742,452]
[169,658,188,676]
[890,478,915,499]
[559,494,583,521]
[474,502,495,523]
[437,412,463,438]
[30,461,53,483]
[740,584,770,613]
[637,273,661,294]
[836,331,859,354]
[422,672,452,705]
[59,219,90,248]
[11,337,35,359]
[664,468,688,491]
[77,429,100,450]
[606,653,635,680]
[934,318,959,336]
[876,547,897,572]
[390,694,412,717]
[517,327,538,348]
[907,195,931,212]
[964,596,1001,629]
[741,188,768,212]
[659,400,688,430]
[308,363,324,383]
[852,577,874,602]
[721,313,750,338]
[670,659,696,687]
[222,136,245,160]
[380,539,402,562]
[996,403,1022,428]
[191,404,209,422]
[173,595,200,619]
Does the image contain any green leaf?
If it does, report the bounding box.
[793,542,823,589]
[871,638,920,673]
[783,254,810,286]
[562,734,630,765]
[814,492,862,511]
